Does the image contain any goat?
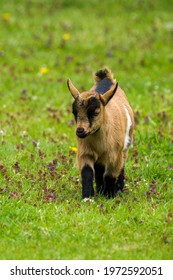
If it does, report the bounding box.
[67,68,134,199]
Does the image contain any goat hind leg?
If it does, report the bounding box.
[115,167,125,193]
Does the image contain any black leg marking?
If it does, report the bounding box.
[103,174,116,198]
[81,165,94,199]
[94,163,105,194]
[115,168,125,192]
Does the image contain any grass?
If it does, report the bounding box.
[0,0,173,260]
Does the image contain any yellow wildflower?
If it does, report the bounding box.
[39,66,49,75]
[2,13,10,21]
[70,147,78,153]
[62,33,70,41]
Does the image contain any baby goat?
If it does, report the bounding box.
[67,68,134,199]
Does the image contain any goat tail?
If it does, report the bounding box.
[94,67,115,84]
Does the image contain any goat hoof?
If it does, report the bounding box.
[83,198,94,203]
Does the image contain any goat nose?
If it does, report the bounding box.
[76,127,87,138]
[76,127,84,134]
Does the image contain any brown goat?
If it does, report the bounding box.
[67,68,134,199]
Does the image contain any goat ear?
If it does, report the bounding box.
[100,82,118,106]
[67,79,80,99]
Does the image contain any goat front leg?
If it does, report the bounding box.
[104,152,124,197]
[79,156,94,199]
[103,174,116,198]
[94,163,105,194]
[81,165,94,199]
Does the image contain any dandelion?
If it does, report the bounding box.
[2,13,10,21]
[70,147,78,153]
[62,33,70,41]
[39,66,49,75]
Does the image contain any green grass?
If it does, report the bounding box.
[0,0,173,260]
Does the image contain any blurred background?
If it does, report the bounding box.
[1,0,173,103]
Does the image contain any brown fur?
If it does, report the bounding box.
[67,68,134,197]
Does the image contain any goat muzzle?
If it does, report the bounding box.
[76,127,88,138]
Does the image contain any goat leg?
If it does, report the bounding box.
[81,164,94,199]
[115,167,125,192]
[94,163,105,194]
[103,174,116,198]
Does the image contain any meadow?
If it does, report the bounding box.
[0,0,173,259]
